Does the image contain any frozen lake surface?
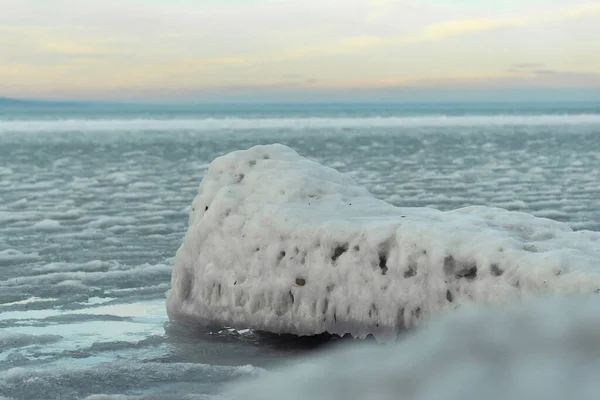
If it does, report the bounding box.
[1,103,599,399]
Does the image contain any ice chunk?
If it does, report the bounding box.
[225,296,600,400]
[32,219,61,231]
[167,144,600,339]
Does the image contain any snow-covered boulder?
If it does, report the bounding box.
[166,144,600,339]
[225,295,600,400]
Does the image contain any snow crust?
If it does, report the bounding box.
[225,296,600,400]
[167,144,600,339]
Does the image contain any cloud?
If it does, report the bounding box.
[1,0,599,99]
[531,69,558,75]
[281,74,303,79]
[370,0,395,6]
[510,63,546,69]
[351,3,600,53]
[507,64,576,77]
[417,18,517,41]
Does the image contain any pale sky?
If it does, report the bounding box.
[1,0,600,102]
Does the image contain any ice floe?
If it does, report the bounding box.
[167,144,600,339]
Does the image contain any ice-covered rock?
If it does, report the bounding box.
[225,295,600,400]
[167,144,600,339]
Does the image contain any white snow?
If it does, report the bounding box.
[87,216,137,229]
[167,144,600,339]
[32,219,61,231]
[225,295,600,400]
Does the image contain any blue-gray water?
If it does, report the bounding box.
[1,102,599,399]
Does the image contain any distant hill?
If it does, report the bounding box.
[0,97,96,107]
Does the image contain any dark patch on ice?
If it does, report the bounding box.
[253,331,341,351]
[295,277,306,286]
[331,243,348,262]
[353,244,360,251]
[446,289,453,302]
[378,252,388,275]
[404,263,417,278]
[456,264,477,280]
[263,154,270,159]
[322,297,329,314]
[522,243,538,252]
[180,272,192,301]
[236,173,245,183]
[277,250,286,262]
[205,206,208,211]
[413,307,421,319]
[326,284,335,292]
[443,256,456,275]
[288,290,295,304]
[444,256,477,280]
[369,304,378,318]
[490,263,504,276]
[249,160,256,166]
[396,308,405,330]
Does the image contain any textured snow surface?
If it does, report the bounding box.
[167,144,600,339]
[225,296,600,400]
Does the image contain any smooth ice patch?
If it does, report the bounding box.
[167,144,600,340]
[0,297,57,307]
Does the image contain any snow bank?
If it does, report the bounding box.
[167,144,600,339]
[225,295,600,400]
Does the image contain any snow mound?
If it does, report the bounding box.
[226,296,600,400]
[167,144,600,339]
